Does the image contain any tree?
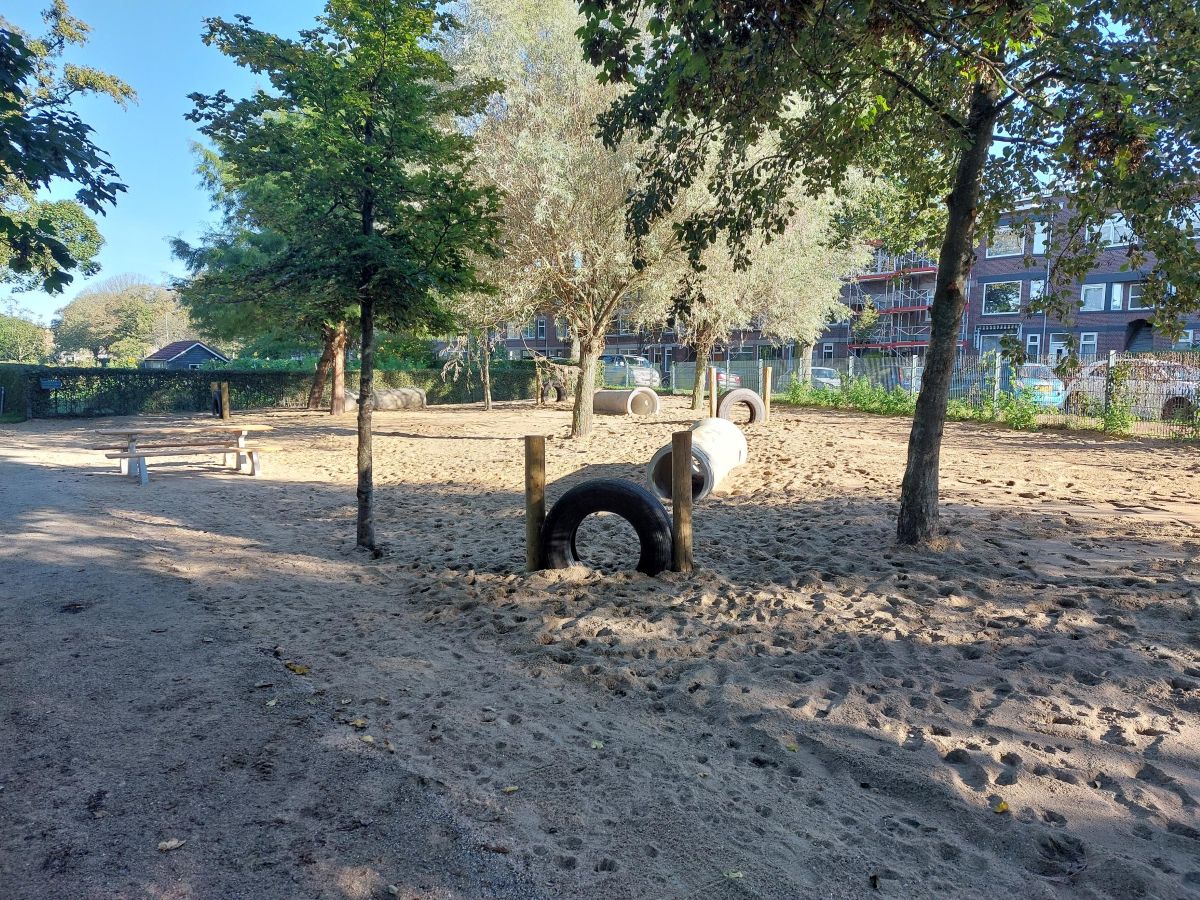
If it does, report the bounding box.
[171,148,357,414]
[0,301,47,361]
[650,183,870,408]
[578,0,1200,543]
[190,0,501,552]
[442,280,533,411]
[52,274,193,361]
[451,0,685,438]
[0,1,133,292]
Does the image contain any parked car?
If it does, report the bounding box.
[1012,363,1066,408]
[711,367,742,389]
[1063,358,1200,421]
[809,366,842,390]
[600,354,662,388]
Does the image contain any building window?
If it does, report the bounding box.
[1025,333,1041,359]
[1172,330,1196,350]
[1080,284,1106,312]
[1031,221,1049,255]
[522,322,537,339]
[1049,333,1070,360]
[536,317,547,340]
[1095,215,1135,247]
[1029,280,1046,304]
[1127,282,1150,310]
[188,364,202,370]
[1079,332,1098,359]
[986,225,1025,257]
[822,343,834,360]
[982,281,1021,315]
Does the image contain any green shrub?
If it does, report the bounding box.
[1102,362,1135,435]
[999,388,1039,431]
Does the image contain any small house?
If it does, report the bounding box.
[141,341,230,370]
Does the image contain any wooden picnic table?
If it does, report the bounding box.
[95,424,275,475]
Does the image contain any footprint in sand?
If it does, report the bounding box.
[943,749,988,790]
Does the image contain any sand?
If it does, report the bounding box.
[1,397,1198,899]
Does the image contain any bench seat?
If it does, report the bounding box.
[105,444,283,484]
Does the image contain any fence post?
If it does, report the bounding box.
[671,430,693,573]
[524,435,546,572]
[910,354,918,397]
[848,355,855,380]
[992,352,1002,418]
[1104,348,1117,416]
[220,381,232,421]
[757,357,764,394]
[707,366,718,418]
[762,367,773,422]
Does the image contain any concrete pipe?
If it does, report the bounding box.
[593,387,661,417]
[646,416,748,502]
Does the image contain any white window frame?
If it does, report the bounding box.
[1032,221,1050,255]
[536,317,547,340]
[1049,333,1070,360]
[522,322,537,340]
[1079,283,1106,312]
[1025,333,1041,359]
[1127,282,1151,311]
[1029,280,1046,304]
[822,343,835,360]
[982,280,1022,315]
[986,225,1025,258]
[1079,332,1098,359]
[1096,215,1135,247]
[1110,283,1123,311]
[1171,330,1195,351]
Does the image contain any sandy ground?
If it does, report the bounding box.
[1,397,1198,899]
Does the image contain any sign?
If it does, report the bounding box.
[39,378,62,390]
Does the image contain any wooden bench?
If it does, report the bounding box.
[105,444,283,485]
[95,424,274,475]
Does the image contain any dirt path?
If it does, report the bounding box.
[1,401,1198,898]
[0,451,538,899]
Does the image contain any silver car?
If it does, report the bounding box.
[600,354,662,387]
[1064,358,1200,421]
[809,366,842,390]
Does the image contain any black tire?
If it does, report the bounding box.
[541,380,567,403]
[1162,396,1195,424]
[717,388,765,424]
[541,478,672,575]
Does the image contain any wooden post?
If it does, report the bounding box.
[524,435,546,571]
[763,366,773,423]
[671,430,693,573]
[707,366,718,418]
[209,381,218,418]
[220,381,232,422]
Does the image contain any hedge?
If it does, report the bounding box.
[0,364,538,420]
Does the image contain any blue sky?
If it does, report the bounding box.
[5,1,326,323]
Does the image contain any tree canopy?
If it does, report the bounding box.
[0,1,133,292]
[52,274,194,361]
[189,0,501,551]
[578,0,1200,542]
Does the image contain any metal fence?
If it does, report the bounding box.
[672,350,1200,440]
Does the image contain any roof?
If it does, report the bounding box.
[143,340,229,363]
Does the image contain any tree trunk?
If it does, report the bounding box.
[356,297,376,550]
[330,321,347,415]
[690,340,713,411]
[480,330,493,411]
[896,81,999,545]
[571,342,600,438]
[308,327,335,410]
[799,342,814,384]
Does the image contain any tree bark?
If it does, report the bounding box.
[356,297,376,550]
[896,81,999,545]
[690,339,713,411]
[571,342,600,437]
[308,328,335,410]
[330,321,347,415]
[480,330,492,411]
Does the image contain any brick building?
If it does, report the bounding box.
[481,201,1198,375]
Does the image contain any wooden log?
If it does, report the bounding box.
[524,435,546,571]
[707,367,718,418]
[220,381,232,422]
[671,430,694,572]
[763,366,773,423]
